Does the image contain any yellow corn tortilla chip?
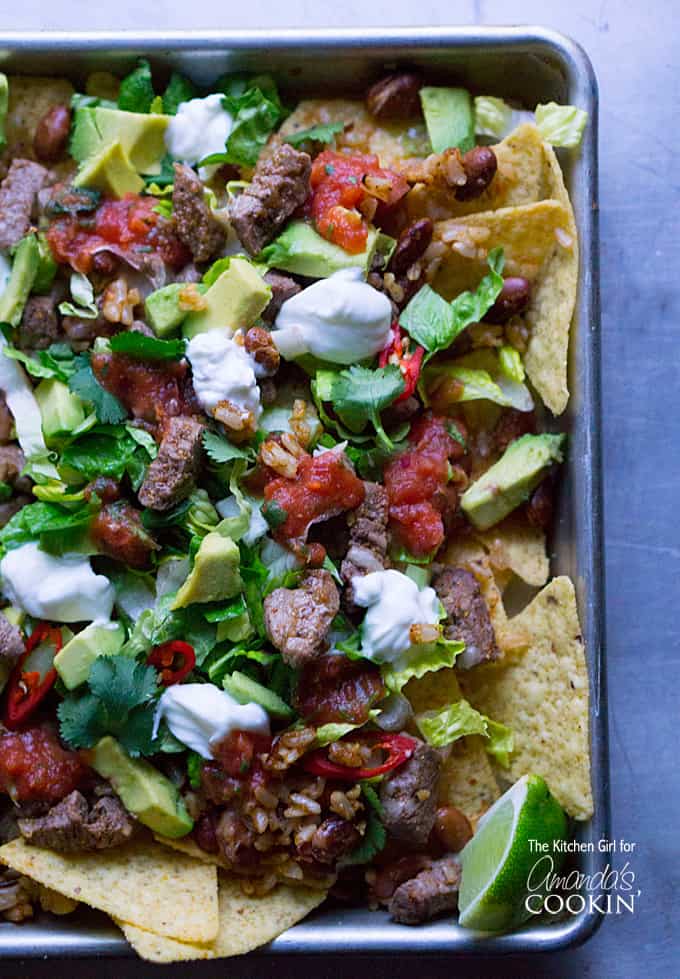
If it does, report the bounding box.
[475,513,550,587]
[278,98,430,168]
[405,668,499,824]
[459,576,592,820]
[406,122,548,223]
[1,76,77,183]
[0,837,218,943]
[431,199,571,301]
[117,874,326,963]
[524,142,579,415]
[154,832,230,870]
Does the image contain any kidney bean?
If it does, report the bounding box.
[366,72,423,120]
[485,276,532,324]
[455,146,498,201]
[432,805,473,853]
[310,817,361,865]
[370,853,432,902]
[33,105,72,163]
[525,476,555,531]
[388,218,434,277]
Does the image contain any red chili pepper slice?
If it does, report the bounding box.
[379,324,425,403]
[147,640,196,686]
[302,731,417,781]
[3,623,62,730]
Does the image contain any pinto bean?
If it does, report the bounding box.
[525,477,555,530]
[366,72,423,120]
[33,105,72,163]
[432,805,473,853]
[388,218,434,277]
[485,276,532,324]
[310,817,361,865]
[455,146,498,201]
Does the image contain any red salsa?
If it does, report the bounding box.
[91,352,198,425]
[384,413,467,557]
[47,193,189,274]
[309,150,408,254]
[0,727,86,804]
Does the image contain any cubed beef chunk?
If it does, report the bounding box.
[172,163,226,263]
[18,790,135,852]
[264,569,339,668]
[341,482,389,601]
[433,567,499,669]
[261,271,301,324]
[0,612,24,665]
[389,854,462,924]
[0,159,48,249]
[379,740,441,846]
[138,415,204,511]
[18,293,60,351]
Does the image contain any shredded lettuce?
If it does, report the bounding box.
[498,345,525,384]
[162,72,197,115]
[416,698,514,767]
[382,638,464,694]
[117,59,155,114]
[473,96,514,138]
[58,272,98,320]
[0,73,8,150]
[424,349,533,413]
[535,102,588,148]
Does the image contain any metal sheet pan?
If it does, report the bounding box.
[0,26,606,957]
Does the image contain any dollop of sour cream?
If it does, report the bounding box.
[272,268,393,365]
[353,569,441,666]
[153,683,270,759]
[186,330,262,423]
[165,94,233,171]
[0,542,114,623]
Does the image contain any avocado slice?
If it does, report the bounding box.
[258,220,386,279]
[171,532,243,609]
[461,433,565,531]
[222,670,294,721]
[34,378,86,443]
[88,736,193,838]
[54,621,125,690]
[0,234,40,327]
[420,86,475,154]
[182,258,271,339]
[70,106,169,175]
[145,283,190,338]
[73,141,144,198]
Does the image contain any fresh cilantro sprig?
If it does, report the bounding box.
[340,786,386,867]
[313,364,405,449]
[285,122,344,147]
[117,59,156,113]
[68,353,127,424]
[198,75,285,168]
[162,72,198,115]
[58,656,160,757]
[203,430,256,465]
[399,247,505,360]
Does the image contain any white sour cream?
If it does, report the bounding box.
[165,94,234,172]
[0,542,115,623]
[186,330,262,423]
[0,336,51,461]
[353,569,441,667]
[272,268,393,365]
[153,683,270,760]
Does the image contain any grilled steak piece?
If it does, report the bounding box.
[261,271,301,324]
[0,613,24,665]
[138,415,204,511]
[433,567,499,669]
[341,482,389,602]
[264,569,339,668]
[379,740,441,846]
[18,790,135,852]
[172,163,226,263]
[389,854,462,924]
[18,293,60,351]
[0,159,48,249]
[229,144,311,255]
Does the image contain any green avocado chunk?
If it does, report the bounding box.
[144,283,190,337]
[54,621,125,690]
[70,106,169,175]
[171,532,243,609]
[461,433,565,531]
[34,378,86,442]
[420,86,475,154]
[182,258,271,339]
[73,141,144,197]
[223,670,294,721]
[88,736,193,838]
[257,221,386,279]
[0,234,40,327]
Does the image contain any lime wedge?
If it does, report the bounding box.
[458,774,568,932]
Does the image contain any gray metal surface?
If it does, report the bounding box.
[0,27,604,959]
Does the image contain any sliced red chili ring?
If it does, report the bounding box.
[379,324,425,403]
[147,640,196,686]
[302,731,417,781]
[3,622,62,730]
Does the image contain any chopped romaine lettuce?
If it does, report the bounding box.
[117,59,155,113]
[58,272,98,320]
[424,349,533,413]
[415,698,514,767]
[535,102,588,148]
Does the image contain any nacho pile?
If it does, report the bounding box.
[0,63,590,958]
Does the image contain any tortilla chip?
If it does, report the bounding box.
[432,199,571,301]
[278,98,430,168]
[405,668,499,824]
[1,76,76,182]
[117,874,326,963]
[154,832,230,870]
[459,576,592,819]
[475,513,550,587]
[0,837,218,943]
[524,143,579,415]
[406,122,548,223]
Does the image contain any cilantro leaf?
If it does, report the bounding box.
[313,365,405,448]
[340,805,386,867]
[61,429,138,481]
[399,247,505,358]
[203,430,255,465]
[57,693,106,749]
[118,59,155,113]
[88,655,158,712]
[199,76,285,168]
[68,353,127,424]
[162,72,198,114]
[109,331,186,361]
[1,344,65,380]
[285,122,344,147]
